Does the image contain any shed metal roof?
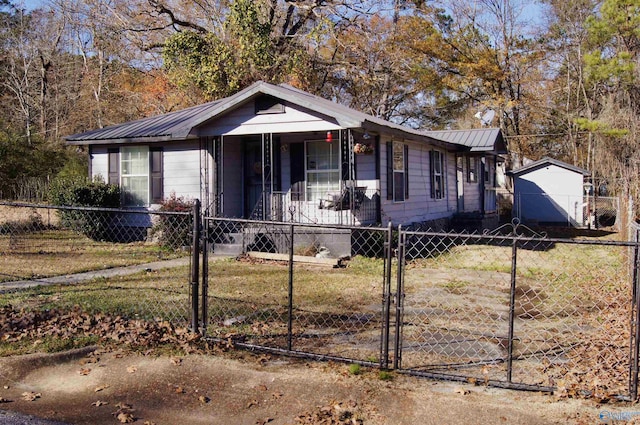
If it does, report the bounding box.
[66,81,458,150]
[508,157,590,176]
[424,128,507,154]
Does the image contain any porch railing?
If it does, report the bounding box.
[269,188,379,225]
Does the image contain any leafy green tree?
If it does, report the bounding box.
[580,0,640,207]
[162,0,312,99]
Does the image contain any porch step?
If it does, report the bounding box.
[212,230,258,256]
[213,242,244,256]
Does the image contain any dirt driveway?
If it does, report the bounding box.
[0,346,620,425]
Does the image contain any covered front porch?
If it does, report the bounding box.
[203,129,380,226]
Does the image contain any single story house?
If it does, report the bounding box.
[509,157,590,227]
[65,81,507,242]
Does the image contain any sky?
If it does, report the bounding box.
[16,0,46,11]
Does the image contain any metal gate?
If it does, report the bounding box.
[395,221,640,399]
[197,216,640,399]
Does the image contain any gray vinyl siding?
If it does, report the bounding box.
[380,137,456,226]
[162,142,201,201]
[90,146,109,182]
[198,101,340,136]
[91,143,201,204]
[355,151,376,180]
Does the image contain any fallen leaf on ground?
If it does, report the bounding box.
[94,384,110,392]
[454,387,470,395]
[170,357,182,365]
[126,366,137,374]
[92,400,108,407]
[115,402,132,409]
[198,395,210,403]
[21,392,41,401]
[79,368,91,376]
[116,412,135,423]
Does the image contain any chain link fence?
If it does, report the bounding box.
[203,217,391,365]
[0,202,194,325]
[2,200,640,399]
[398,222,637,398]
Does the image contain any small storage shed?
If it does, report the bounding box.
[509,157,590,226]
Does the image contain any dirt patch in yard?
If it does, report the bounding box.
[0,346,625,425]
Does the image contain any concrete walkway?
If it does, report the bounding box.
[0,410,71,425]
[0,257,191,292]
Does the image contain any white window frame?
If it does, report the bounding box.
[431,150,445,200]
[393,142,406,202]
[121,146,150,207]
[305,139,340,202]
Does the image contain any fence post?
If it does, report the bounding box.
[629,233,640,400]
[380,222,393,369]
[287,223,295,351]
[506,226,518,383]
[393,225,405,370]
[201,212,208,337]
[190,199,201,334]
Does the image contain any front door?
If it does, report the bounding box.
[244,138,263,218]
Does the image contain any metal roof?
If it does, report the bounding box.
[508,157,590,176]
[65,81,498,154]
[65,100,224,144]
[424,128,507,153]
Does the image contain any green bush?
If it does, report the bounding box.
[48,176,121,241]
[152,193,194,249]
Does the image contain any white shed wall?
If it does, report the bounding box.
[514,164,584,225]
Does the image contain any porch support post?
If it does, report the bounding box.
[261,133,273,221]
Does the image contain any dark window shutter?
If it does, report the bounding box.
[386,142,393,200]
[150,147,163,203]
[404,144,409,199]
[429,150,435,198]
[290,143,305,201]
[273,136,281,192]
[108,148,119,185]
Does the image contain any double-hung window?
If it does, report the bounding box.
[430,150,445,199]
[386,142,409,202]
[467,156,479,183]
[305,140,340,202]
[121,146,149,206]
[107,146,163,207]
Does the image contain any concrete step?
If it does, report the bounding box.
[213,243,244,256]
